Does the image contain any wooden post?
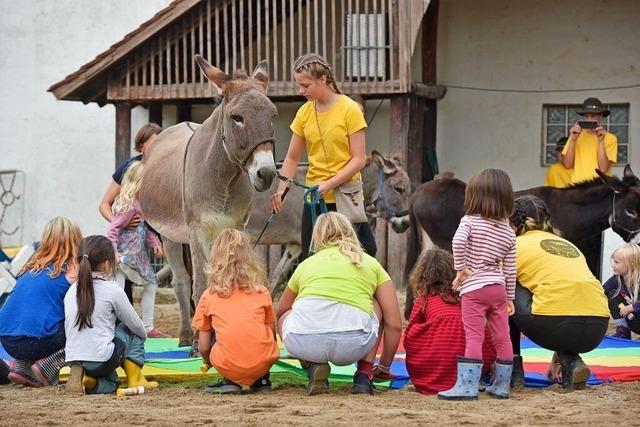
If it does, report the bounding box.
[115,102,132,168]
[387,94,425,289]
[148,102,163,126]
[421,0,439,181]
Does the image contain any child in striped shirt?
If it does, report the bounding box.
[438,168,516,401]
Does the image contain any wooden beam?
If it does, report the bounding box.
[115,102,132,168]
[410,82,446,100]
[421,0,439,181]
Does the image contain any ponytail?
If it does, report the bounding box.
[75,255,95,330]
[74,235,116,330]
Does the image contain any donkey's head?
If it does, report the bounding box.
[597,165,640,243]
[195,55,277,192]
[370,150,411,233]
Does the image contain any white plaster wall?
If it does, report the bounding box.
[0,0,170,244]
[436,0,640,190]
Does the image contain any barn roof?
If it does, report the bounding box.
[48,0,199,106]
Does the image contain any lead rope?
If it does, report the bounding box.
[277,172,327,227]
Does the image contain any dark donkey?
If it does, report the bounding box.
[403,165,640,319]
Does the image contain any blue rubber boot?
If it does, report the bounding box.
[437,357,482,400]
[485,360,513,399]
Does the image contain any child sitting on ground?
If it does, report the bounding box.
[405,248,496,395]
[64,235,157,394]
[106,161,168,338]
[603,243,640,339]
[193,229,279,394]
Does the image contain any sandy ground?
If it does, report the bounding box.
[2,289,638,426]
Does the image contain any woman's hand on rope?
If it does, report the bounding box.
[317,181,334,198]
[126,214,142,229]
[271,190,286,213]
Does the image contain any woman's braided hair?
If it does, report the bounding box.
[510,195,560,236]
[293,53,342,94]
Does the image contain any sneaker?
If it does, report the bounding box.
[147,328,171,338]
[204,378,242,395]
[612,326,631,340]
[249,373,272,393]
[306,363,330,396]
[8,360,42,388]
[352,372,374,395]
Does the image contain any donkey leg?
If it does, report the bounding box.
[269,243,302,295]
[162,238,194,347]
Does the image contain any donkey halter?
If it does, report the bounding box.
[219,101,275,168]
[611,191,640,237]
[373,169,409,220]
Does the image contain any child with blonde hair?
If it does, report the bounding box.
[439,168,516,400]
[192,229,279,394]
[0,217,81,386]
[106,161,167,338]
[604,243,640,338]
[277,212,401,396]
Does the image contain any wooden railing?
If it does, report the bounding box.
[107,0,412,101]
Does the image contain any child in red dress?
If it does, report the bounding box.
[405,248,495,395]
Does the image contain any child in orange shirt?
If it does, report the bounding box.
[192,229,280,394]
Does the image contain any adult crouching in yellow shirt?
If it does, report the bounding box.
[508,195,609,391]
[544,137,572,188]
[271,53,375,260]
[561,97,617,184]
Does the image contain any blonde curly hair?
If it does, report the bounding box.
[311,212,363,266]
[205,229,267,298]
[612,243,640,304]
[112,161,144,215]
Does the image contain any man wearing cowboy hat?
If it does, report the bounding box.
[561,97,617,184]
[545,136,573,188]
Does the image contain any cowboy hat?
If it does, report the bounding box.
[576,97,610,117]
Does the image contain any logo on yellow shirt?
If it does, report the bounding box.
[539,239,580,258]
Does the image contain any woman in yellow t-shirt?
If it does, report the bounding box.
[508,195,608,391]
[271,53,375,259]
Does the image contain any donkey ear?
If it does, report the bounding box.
[371,150,396,175]
[597,169,627,193]
[624,164,637,180]
[251,61,270,88]
[195,55,231,90]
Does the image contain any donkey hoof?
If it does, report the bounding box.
[179,337,193,348]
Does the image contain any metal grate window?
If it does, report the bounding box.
[542,103,630,166]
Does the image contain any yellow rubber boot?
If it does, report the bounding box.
[122,359,158,390]
[82,375,97,393]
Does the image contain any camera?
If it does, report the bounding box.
[577,120,598,130]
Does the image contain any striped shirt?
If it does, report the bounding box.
[452,214,516,299]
